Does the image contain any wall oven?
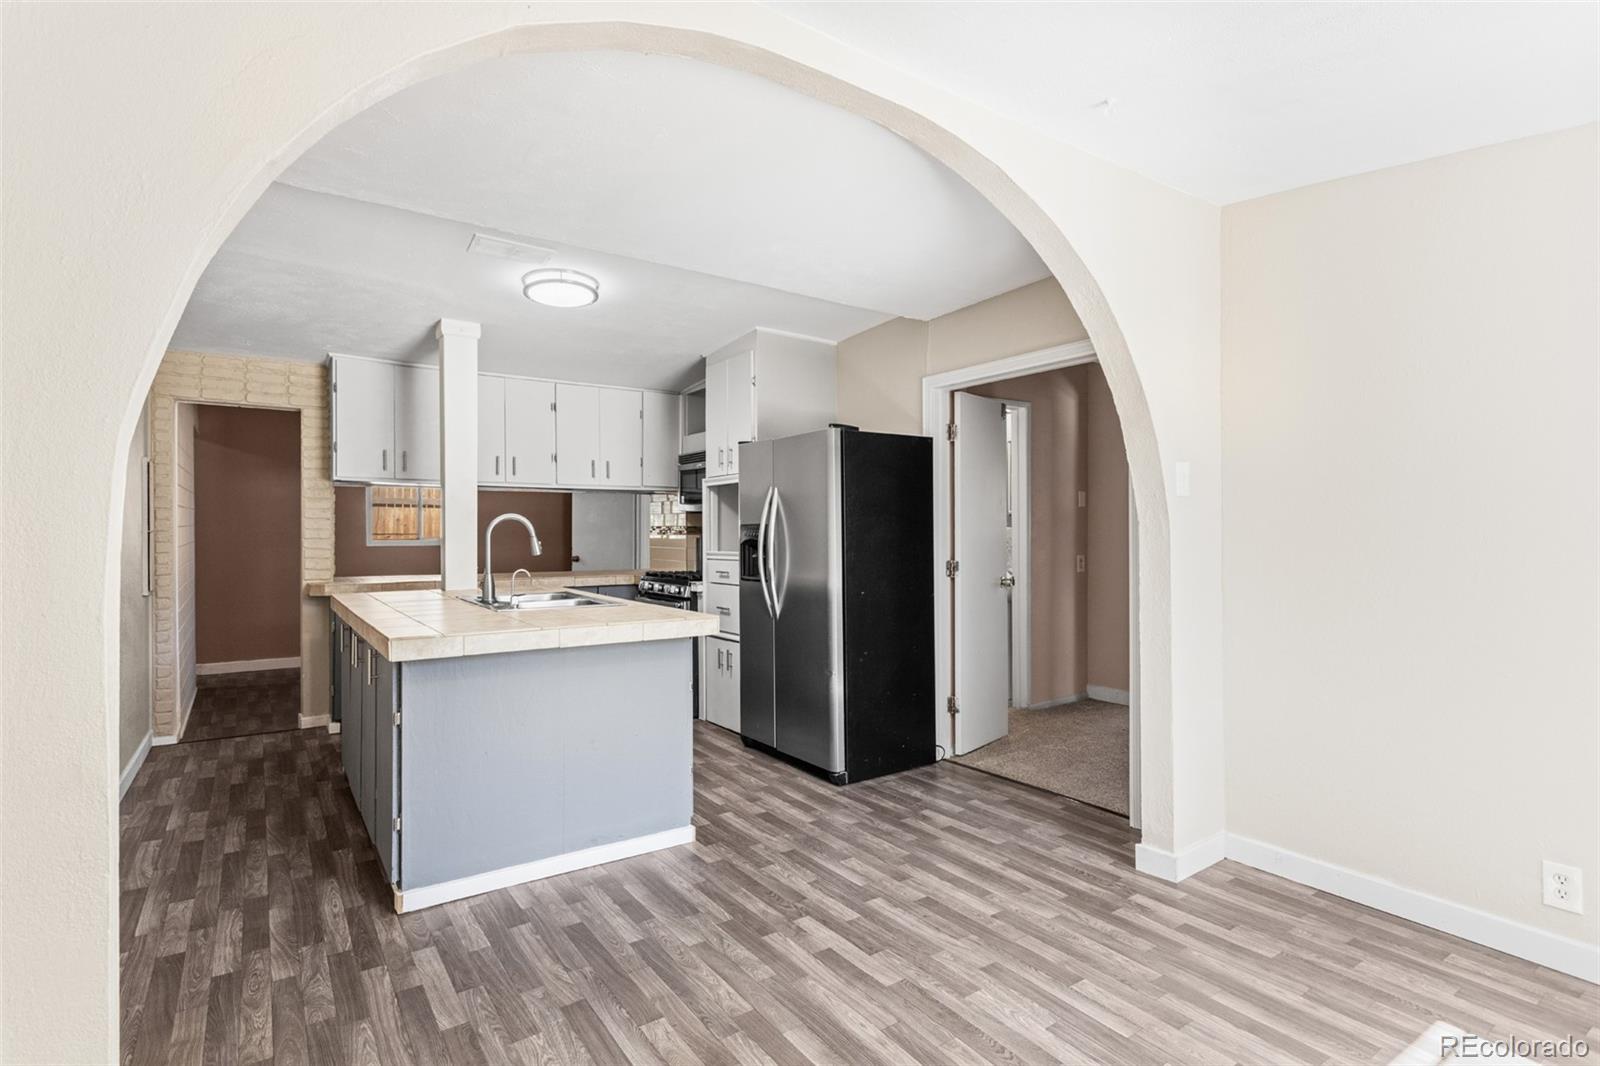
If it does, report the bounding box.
[677,451,705,510]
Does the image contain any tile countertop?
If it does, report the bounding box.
[329,588,717,662]
[306,570,643,597]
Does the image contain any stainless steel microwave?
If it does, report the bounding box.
[677,452,705,510]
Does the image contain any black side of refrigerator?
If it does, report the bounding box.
[839,430,936,782]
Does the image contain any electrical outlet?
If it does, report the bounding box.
[1543,861,1584,914]
[1077,490,1087,508]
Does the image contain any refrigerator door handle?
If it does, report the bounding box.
[773,488,792,616]
[757,485,776,619]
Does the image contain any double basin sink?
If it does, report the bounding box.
[464,590,621,612]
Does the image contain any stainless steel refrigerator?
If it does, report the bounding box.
[738,427,934,784]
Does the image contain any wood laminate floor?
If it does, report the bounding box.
[120,722,1598,1066]
[182,669,302,743]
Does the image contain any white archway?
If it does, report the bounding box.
[3,10,1221,1061]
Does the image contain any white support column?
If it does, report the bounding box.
[436,319,481,591]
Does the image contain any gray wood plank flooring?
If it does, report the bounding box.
[120,721,1598,1065]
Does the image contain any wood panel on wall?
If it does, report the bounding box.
[194,405,301,664]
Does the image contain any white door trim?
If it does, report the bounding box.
[923,339,1097,757]
[1005,402,1031,710]
[1127,482,1141,830]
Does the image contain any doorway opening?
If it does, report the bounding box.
[928,342,1140,825]
[183,402,303,743]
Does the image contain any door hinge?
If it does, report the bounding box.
[946,423,958,442]
[393,712,401,727]
[550,401,556,412]
[947,696,960,715]
[392,817,402,833]
[945,559,959,579]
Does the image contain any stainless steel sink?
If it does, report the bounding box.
[463,590,619,612]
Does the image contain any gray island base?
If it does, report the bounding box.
[334,614,697,913]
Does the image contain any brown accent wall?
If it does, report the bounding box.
[334,487,572,577]
[194,405,301,664]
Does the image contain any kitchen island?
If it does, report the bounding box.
[329,588,717,912]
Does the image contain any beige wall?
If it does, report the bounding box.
[2,12,1224,1057]
[119,404,152,772]
[1222,124,1598,944]
[967,361,1129,704]
[1084,368,1130,693]
[837,278,1091,434]
[173,402,198,732]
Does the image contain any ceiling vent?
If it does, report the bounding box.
[466,233,556,266]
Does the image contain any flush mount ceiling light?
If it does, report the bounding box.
[521,268,599,308]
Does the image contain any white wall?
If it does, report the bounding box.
[173,402,197,735]
[1222,124,1599,946]
[119,404,152,773]
[0,8,1221,1059]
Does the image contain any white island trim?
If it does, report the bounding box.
[392,825,696,913]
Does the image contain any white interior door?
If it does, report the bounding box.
[953,391,1011,754]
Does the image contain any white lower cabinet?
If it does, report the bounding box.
[704,582,739,637]
[704,635,740,732]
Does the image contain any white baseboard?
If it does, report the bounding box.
[119,732,153,799]
[197,656,300,676]
[1022,691,1086,711]
[1086,685,1131,705]
[1135,832,1226,882]
[150,734,178,747]
[298,715,330,730]
[1226,834,1599,984]
[393,825,695,913]
[327,721,342,735]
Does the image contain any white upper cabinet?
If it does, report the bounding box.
[504,377,556,486]
[705,358,729,476]
[555,383,601,486]
[335,355,680,492]
[642,390,679,489]
[703,330,835,481]
[597,387,643,488]
[477,375,506,483]
[332,356,397,481]
[393,364,440,482]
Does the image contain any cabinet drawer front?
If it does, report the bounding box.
[705,554,739,586]
[705,582,739,636]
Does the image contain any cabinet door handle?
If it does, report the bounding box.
[591,458,596,478]
[401,449,407,472]
[727,649,734,671]
[715,568,730,579]
[716,605,731,615]
[495,455,500,476]
[606,460,611,479]
[716,647,724,671]
[382,448,388,471]
[511,456,517,477]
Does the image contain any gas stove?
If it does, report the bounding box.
[637,569,702,605]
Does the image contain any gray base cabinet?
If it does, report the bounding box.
[334,620,400,886]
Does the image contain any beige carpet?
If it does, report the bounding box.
[952,698,1129,815]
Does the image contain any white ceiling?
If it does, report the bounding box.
[769,2,1600,204]
[172,184,891,390]
[277,50,1048,321]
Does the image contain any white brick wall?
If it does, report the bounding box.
[148,351,334,737]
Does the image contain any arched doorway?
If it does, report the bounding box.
[6,13,1202,1061]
